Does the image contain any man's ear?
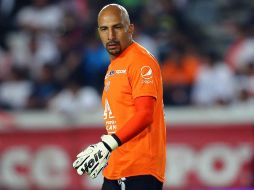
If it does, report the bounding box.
[128,24,134,35]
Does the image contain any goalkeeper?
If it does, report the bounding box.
[73,3,166,190]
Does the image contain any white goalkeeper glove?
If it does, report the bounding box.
[72,134,121,178]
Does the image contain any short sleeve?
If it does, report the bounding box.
[128,58,159,99]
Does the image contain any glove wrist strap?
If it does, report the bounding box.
[111,134,122,146]
[101,134,121,151]
[102,141,113,152]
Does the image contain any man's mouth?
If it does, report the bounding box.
[106,42,119,49]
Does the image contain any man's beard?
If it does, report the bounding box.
[106,40,121,56]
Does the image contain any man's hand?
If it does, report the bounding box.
[72,135,120,178]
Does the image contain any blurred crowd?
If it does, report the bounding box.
[0,0,254,114]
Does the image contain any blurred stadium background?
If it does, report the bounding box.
[0,0,254,189]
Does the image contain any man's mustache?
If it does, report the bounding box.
[106,40,120,46]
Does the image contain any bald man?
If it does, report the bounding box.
[73,4,166,190]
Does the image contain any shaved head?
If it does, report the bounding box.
[98,4,130,26]
[97,4,134,59]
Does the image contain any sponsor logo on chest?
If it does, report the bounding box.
[105,69,127,79]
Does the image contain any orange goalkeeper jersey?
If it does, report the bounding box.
[102,42,166,182]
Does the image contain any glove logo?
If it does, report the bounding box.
[141,66,153,79]
[82,150,104,173]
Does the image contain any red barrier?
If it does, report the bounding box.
[0,124,253,190]
[165,124,254,189]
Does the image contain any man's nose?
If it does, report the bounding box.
[108,28,116,40]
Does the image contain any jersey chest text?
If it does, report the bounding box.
[103,69,131,100]
[102,68,133,134]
